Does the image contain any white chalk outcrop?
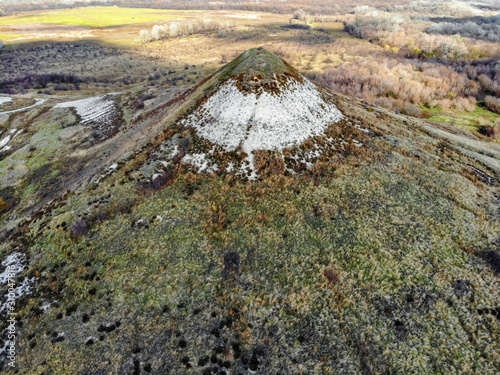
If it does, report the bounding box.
[54,94,117,126]
[144,48,350,180]
[181,78,343,154]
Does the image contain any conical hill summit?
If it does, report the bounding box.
[143,47,360,180]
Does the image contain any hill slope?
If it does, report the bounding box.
[0,48,499,374]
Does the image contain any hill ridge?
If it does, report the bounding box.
[169,47,345,179]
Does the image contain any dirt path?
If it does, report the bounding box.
[0,98,46,114]
[422,124,500,172]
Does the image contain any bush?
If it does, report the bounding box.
[137,19,232,44]
[427,20,500,44]
[223,251,240,281]
[485,96,500,114]
[0,73,82,94]
[298,30,332,44]
[282,24,311,30]
[71,219,89,237]
[478,125,500,140]
[0,197,7,211]
[402,104,423,117]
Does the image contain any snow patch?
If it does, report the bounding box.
[240,153,258,180]
[0,128,25,152]
[90,162,120,184]
[179,77,343,178]
[0,134,12,150]
[54,94,117,126]
[354,123,372,134]
[183,153,218,173]
[353,140,363,147]
[0,252,37,316]
[182,78,343,154]
[0,97,12,106]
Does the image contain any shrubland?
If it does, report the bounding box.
[1,2,498,136]
[0,43,195,94]
[298,3,500,129]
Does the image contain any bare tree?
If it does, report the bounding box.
[136,30,152,44]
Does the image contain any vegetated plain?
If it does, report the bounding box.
[0,1,499,374]
[0,7,193,27]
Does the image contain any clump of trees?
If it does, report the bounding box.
[307,57,479,114]
[0,73,82,94]
[136,19,233,44]
[385,1,484,18]
[339,4,500,116]
[479,119,500,140]
[344,11,499,60]
[485,96,500,113]
[427,17,500,43]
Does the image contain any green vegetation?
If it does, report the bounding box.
[15,125,500,374]
[0,7,188,27]
[0,34,24,39]
[426,106,499,131]
[1,83,498,373]
[220,47,298,80]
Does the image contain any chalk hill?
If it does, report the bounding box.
[0,47,499,375]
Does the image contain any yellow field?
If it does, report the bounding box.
[0,34,24,40]
[0,7,191,27]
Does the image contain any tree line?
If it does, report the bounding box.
[136,19,233,44]
[427,16,500,44]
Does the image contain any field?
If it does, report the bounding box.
[426,106,500,131]
[0,7,191,27]
[0,33,23,39]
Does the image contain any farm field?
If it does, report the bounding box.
[0,6,194,27]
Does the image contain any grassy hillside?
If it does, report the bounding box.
[1,86,499,374]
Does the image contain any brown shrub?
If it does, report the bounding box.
[478,125,500,141]
[204,203,227,234]
[253,150,286,176]
[322,266,339,284]
[71,219,89,237]
[0,198,7,211]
